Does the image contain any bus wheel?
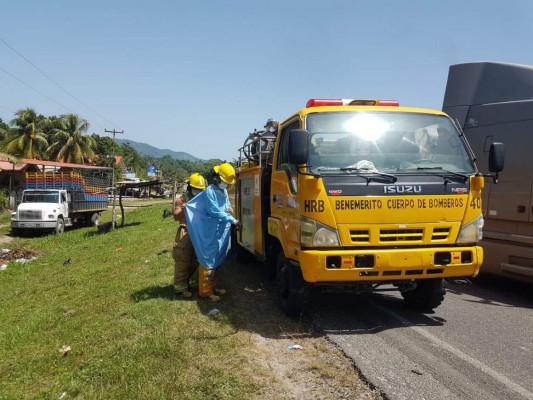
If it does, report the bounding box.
[276,252,311,317]
[54,217,65,235]
[401,278,446,311]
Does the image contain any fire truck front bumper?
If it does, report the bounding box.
[297,246,483,283]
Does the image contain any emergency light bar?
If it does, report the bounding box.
[306,99,399,108]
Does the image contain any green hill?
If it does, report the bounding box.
[116,138,201,161]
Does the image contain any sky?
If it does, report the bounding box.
[1,0,533,162]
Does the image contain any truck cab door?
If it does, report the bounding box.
[270,119,301,258]
[61,192,69,217]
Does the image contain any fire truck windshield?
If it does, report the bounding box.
[305,111,476,175]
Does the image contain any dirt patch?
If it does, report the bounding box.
[0,225,13,244]
[0,247,39,264]
[219,256,382,400]
[0,234,13,244]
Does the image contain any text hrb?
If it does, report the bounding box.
[304,200,324,213]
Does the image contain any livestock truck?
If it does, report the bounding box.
[443,61,533,283]
[11,170,110,235]
[233,98,504,316]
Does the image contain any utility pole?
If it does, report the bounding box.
[105,129,124,230]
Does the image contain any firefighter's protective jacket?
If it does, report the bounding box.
[185,184,237,269]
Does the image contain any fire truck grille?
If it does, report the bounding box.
[19,210,43,220]
[431,227,451,241]
[347,226,452,245]
[380,229,424,242]
[349,229,370,242]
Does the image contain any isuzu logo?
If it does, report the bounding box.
[383,185,422,194]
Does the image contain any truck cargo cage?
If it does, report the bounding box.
[25,172,110,211]
[238,119,278,167]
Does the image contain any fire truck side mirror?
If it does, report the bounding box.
[488,142,504,173]
[288,129,309,165]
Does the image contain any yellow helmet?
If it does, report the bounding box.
[186,173,207,189]
[213,162,236,184]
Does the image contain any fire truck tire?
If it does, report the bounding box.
[401,278,446,311]
[55,217,65,235]
[276,252,311,317]
[265,239,280,279]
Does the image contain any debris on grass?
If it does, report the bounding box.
[59,345,72,357]
[0,248,39,265]
[287,344,303,350]
[207,308,221,318]
[244,286,262,293]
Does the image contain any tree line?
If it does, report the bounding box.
[0,108,223,184]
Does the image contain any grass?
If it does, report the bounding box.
[0,211,12,236]
[0,204,260,399]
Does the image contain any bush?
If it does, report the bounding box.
[0,188,8,212]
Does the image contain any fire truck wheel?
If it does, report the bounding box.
[276,252,310,317]
[265,239,280,279]
[401,278,446,311]
[54,217,65,235]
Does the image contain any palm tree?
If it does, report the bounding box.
[0,119,22,165]
[47,113,95,164]
[0,118,10,141]
[4,108,48,159]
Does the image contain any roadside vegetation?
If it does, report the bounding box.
[0,108,224,186]
[0,204,256,399]
[0,204,379,400]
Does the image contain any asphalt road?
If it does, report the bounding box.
[310,275,533,400]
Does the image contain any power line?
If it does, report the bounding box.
[0,64,78,114]
[0,104,15,114]
[0,36,122,130]
[0,63,108,130]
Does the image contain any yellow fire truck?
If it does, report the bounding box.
[233,99,504,316]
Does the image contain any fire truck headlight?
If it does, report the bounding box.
[301,216,340,247]
[457,215,484,244]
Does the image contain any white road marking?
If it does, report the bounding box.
[364,297,533,400]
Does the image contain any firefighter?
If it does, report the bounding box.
[173,172,207,297]
[185,163,242,302]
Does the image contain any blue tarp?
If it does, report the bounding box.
[185,185,237,269]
